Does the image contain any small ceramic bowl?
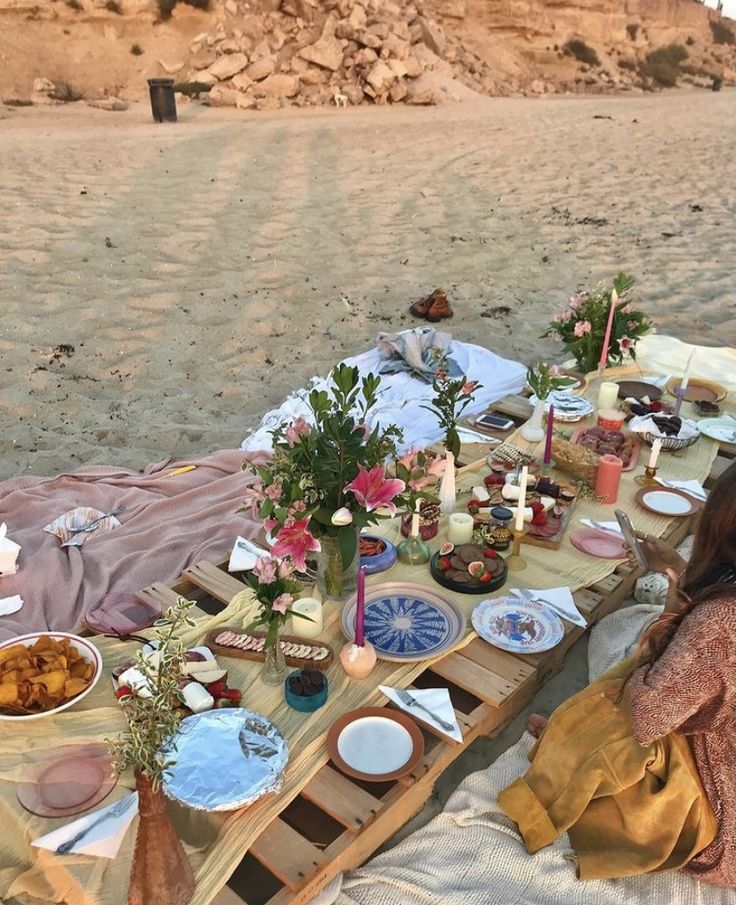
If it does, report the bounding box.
[597,409,626,431]
[284,669,328,713]
[359,534,398,575]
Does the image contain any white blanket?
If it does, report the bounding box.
[241,330,527,453]
[310,605,733,905]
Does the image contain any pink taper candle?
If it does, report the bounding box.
[598,287,618,370]
[543,404,554,465]
[355,565,366,647]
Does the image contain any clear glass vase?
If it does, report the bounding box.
[261,637,287,686]
[316,530,360,601]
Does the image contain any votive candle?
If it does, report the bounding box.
[543,404,555,465]
[290,597,323,639]
[599,288,618,369]
[515,466,529,532]
[594,454,623,504]
[448,513,474,544]
[355,565,366,647]
[648,438,662,469]
[596,381,620,411]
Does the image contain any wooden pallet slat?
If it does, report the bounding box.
[428,650,530,707]
[183,560,247,606]
[300,765,383,834]
[249,817,323,892]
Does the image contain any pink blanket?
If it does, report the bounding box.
[0,450,265,641]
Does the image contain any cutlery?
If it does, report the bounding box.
[589,519,622,536]
[55,795,135,854]
[516,587,558,610]
[394,688,455,732]
[67,508,125,534]
[657,479,707,500]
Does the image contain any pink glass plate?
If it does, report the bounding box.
[84,591,161,636]
[570,528,627,559]
[17,743,118,817]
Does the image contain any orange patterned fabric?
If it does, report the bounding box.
[629,597,736,889]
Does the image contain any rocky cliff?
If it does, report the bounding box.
[0,0,733,107]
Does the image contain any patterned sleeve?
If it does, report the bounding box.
[628,599,733,746]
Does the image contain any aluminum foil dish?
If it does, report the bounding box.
[162,710,288,811]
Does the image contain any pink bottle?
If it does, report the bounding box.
[595,454,623,504]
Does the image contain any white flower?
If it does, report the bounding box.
[331,507,353,526]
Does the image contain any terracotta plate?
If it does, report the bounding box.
[665,377,727,403]
[616,380,662,401]
[635,486,701,518]
[327,707,425,782]
[569,527,628,559]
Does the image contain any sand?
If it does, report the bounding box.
[1,89,735,482]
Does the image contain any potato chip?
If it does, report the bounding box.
[0,683,20,706]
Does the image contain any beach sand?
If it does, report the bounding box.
[0,90,732,891]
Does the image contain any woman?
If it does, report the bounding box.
[498,462,736,889]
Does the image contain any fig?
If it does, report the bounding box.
[468,561,486,579]
[439,542,455,556]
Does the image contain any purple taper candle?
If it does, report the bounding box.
[355,565,366,647]
[543,403,555,465]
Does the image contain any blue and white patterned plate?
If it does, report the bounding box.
[341,582,467,662]
[471,597,563,654]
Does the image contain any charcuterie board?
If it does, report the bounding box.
[205,627,334,671]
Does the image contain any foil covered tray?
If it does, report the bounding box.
[162,710,288,811]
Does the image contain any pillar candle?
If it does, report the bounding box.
[596,381,620,410]
[681,349,695,391]
[543,404,555,465]
[647,438,662,469]
[515,466,529,531]
[290,597,323,639]
[355,565,366,647]
[594,454,623,504]
[598,288,618,369]
[447,513,474,544]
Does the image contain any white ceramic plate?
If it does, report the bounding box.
[337,716,414,775]
[697,418,736,444]
[639,490,693,516]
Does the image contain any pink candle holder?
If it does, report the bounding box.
[340,641,377,679]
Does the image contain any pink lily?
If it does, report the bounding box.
[272,593,293,615]
[264,482,282,502]
[461,380,478,396]
[253,556,277,584]
[574,320,592,337]
[271,517,321,572]
[285,416,310,447]
[618,336,634,352]
[242,482,266,518]
[345,465,406,516]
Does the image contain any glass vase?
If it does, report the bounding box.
[316,530,360,601]
[520,397,546,443]
[261,636,287,686]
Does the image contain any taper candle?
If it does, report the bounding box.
[515,466,529,532]
[355,565,366,647]
[681,349,695,392]
[543,404,554,465]
[599,288,618,369]
[411,498,421,537]
[648,438,662,469]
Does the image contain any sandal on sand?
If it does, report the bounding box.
[426,290,453,322]
[409,288,442,319]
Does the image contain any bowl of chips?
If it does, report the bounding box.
[0,633,102,720]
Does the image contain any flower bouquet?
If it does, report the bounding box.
[394,448,444,539]
[243,365,408,599]
[543,273,651,374]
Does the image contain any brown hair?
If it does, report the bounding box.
[636,460,736,672]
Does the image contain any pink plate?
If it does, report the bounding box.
[569,528,627,559]
[17,742,118,817]
[84,592,161,636]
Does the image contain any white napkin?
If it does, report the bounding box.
[655,478,707,501]
[511,587,587,628]
[228,536,269,572]
[0,595,23,616]
[580,518,622,535]
[33,792,138,858]
[456,427,501,445]
[379,685,462,743]
[43,508,121,547]
[629,414,699,441]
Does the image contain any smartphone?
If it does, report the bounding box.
[475,414,514,432]
[615,509,649,569]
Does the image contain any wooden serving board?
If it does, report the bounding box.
[205,627,334,672]
[471,485,577,551]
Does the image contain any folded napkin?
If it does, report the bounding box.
[33,792,138,858]
[580,518,622,535]
[379,685,462,743]
[228,536,269,572]
[511,587,587,628]
[0,595,23,616]
[43,508,121,547]
[456,427,502,446]
[655,478,707,501]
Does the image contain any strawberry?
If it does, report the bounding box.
[483,548,498,558]
[438,555,452,572]
[530,501,545,515]
[219,688,242,704]
[479,572,493,584]
[206,681,228,697]
[115,685,133,700]
[531,512,547,526]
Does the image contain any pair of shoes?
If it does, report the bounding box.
[409,288,454,322]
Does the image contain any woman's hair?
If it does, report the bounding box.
[635,461,736,672]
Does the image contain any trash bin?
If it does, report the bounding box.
[148,78,177,123]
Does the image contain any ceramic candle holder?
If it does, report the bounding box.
[340,641,377,679]
[635,464,659,487]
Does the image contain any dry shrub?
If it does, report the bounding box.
[50,81,84,102]
[105,0,123,12]
[710,19,735,45]
[641,44,688,87]
[173,81,213,95]
[563,39,600,67]
[130,43,144,55]
[158,0,209,18]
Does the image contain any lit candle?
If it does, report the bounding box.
[543,404,554,465]
[355,565,366,647]
[290,597,323,639]
[448,513,474,544]
[515,466,528,532]
[681,349,695,392]
[648,438,662,469]
[411,498,421,537]
[598,288,618,370]
[596,381,619,410]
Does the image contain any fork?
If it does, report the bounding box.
[394,688,455,732]
[589,519,622,536]
[657,479,707,501]
[67,508,125,534]
[56,795,135,854]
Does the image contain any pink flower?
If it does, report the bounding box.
[272,593,292,615]
[427,456,446,478]
[285,416,310,447]
[408,475,432,491]
[288,500,306,517]
[271,517,321,572]
[277,558,294,579]
[253,556,277,584]
[264,517,280,536]
[345,465,406,516]
[548,364,561,377]
[242,482,266,518]
[264,482,282,502]
[398,449,418,471]
[461,380,478,396]
[554,310,572,324]
[568,293,585,310]
[620,303,633,314]
[573,320,592,337]
[618,336,634,352]
[627,320,638,331]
